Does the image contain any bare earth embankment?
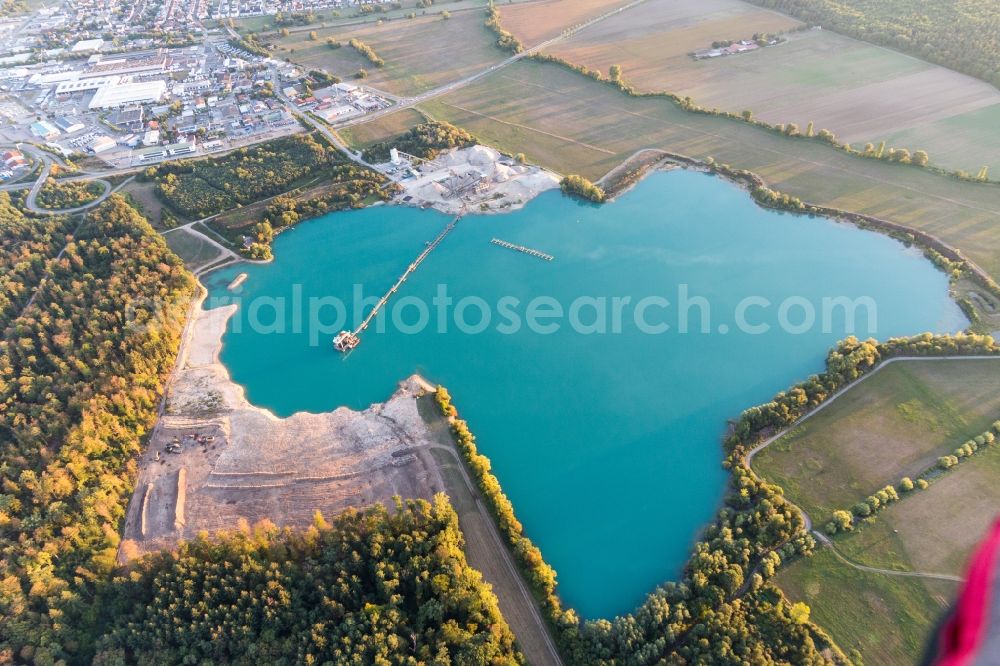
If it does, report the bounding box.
[119,297,446,557]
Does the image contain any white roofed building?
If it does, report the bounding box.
[88,80,167,109]
[71,38,105,53]
[89,135,116,154]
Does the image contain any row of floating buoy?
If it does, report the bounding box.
[490,238,554,261]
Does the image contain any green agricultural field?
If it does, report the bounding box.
[773,429,1000,666]
[418,59,1000,280]
[776,548,954,666]
[517,0,1000,174]
[763,357,1000,666]
[835,443,1000,578]
[339,107,429,150]
[877,103,1000,177]
[753,358,1000,523]
[271,10,507,97]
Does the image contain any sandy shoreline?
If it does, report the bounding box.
[120,289,446,559]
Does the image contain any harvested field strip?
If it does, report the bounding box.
[419,59,1000,279]
[499,0,633,47]
[435,101,616,155]
[204,458,417,489]
[140,483,154,537]
[528,0,1000,173]
[271,11,509,97]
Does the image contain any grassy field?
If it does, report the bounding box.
[762,358,1000,665]
[776,547,954,665]
[121,180,168,228]
[417,59,1000,280]
[338,107,429,149]
[162,228,225,271]
[774,442,1000,665]
[880,103,1000,176]
[271,10,507,97]
[836,443,1000,577]
[514,0,1000,174]
[753,359,1000,522]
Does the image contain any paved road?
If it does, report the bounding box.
[745,354,1000,581]
[1,144,121,214]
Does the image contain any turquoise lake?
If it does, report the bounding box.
[203,170,966,619]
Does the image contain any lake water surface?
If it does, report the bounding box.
[204,170,966,619]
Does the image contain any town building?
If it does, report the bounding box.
[88,79,168,109]
[71,38,105,53]
[30,120,61,139]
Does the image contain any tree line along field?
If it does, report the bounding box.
[269,10,509,97]
[757,358,1000,665]
[415,59,1000,282]
[520,0,1000,175]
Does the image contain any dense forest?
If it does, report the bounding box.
[147,134,364,219]
[0,196,195,663]
[363,121,476,162]
[744,0,1000,86]
[35,178,104,210]
[93,497,522,664]
[0,193,75,329]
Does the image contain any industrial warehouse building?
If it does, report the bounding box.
[88,79,167,110]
